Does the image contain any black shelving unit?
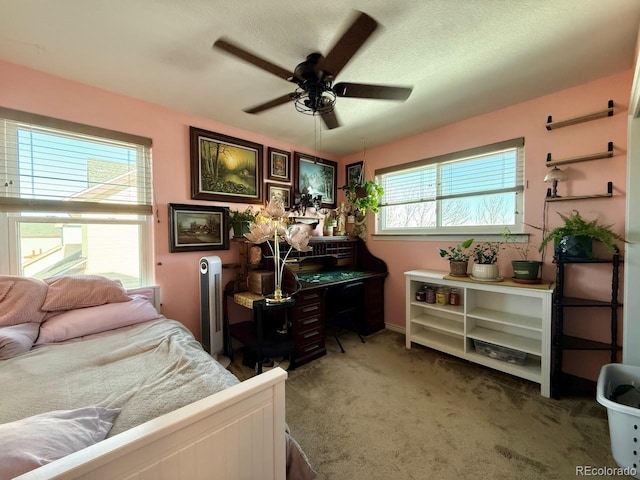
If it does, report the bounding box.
[551,251,622,398]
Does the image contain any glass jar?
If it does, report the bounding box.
[449,288,460,306]
[435,287,447,305]
[416,289,426,302]
[425,286,436,304]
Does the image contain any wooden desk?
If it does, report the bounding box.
[279,237,389,366]
[228,237,388,369]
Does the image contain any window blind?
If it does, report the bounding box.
[0,107,152,214]
[375,137,525,233]
[378,138,524,208]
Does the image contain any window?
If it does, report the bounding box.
[0,107,153,287]
[376,138,524,235]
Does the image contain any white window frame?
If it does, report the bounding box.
[0,108,154,285]
[374,138,525,237]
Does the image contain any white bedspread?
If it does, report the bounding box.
[0,319,239,436]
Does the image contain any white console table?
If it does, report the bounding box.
[405,270,554,397]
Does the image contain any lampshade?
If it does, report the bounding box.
[544,166,568,183]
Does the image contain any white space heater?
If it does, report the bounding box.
[199,256,230,367]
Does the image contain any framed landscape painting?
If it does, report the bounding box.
[294,152,337,209]
[346,161,364,187]
[190,126,263,204]
[267,147,291,182]
[266,182,292,209]
[169,203,229,252]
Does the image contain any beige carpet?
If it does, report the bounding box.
[230,330,627,480]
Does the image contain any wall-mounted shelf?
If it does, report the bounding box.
[546,142,613,167]
[546,100,614,130]
[545,181,613,202]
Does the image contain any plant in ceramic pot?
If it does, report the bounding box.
[471,241,502,280]
[228,207,257,239]
[502,228,542,282]
[538,210,625,259]
[438,238,474,276]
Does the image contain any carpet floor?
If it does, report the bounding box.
[230,329,627,480]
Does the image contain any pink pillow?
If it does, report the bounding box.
[0,276,48,327]
[41,275,131,312]
[36,295,162,344]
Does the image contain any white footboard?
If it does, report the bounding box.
[16,368,288,480]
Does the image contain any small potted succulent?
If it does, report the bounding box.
[471,241,502,280]
[438,238,474,276]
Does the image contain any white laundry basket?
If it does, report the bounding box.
[597,363,640,479]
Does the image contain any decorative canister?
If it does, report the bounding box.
[416,289,426,302]
[425,286,436,303]
[436,287,447,305]
[449,288,460,306]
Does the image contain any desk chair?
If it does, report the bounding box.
[229,298,296,374]
[325,281,366,353]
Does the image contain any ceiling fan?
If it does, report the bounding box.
[213,10,412,130]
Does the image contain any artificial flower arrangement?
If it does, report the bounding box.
[244,197,312,302]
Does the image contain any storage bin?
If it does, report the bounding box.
[597,363,640,479]
[472,339,526,365]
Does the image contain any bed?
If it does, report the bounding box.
[0,275,315,480]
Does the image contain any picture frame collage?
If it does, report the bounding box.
[171,126,340,252]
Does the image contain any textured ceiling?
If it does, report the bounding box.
[1,0,639,156]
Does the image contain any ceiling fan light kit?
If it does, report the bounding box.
[213,10,413,129]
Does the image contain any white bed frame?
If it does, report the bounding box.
[15,286,289,480]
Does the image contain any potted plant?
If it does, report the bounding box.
[228,207,257,239]
[471,241,502,280]
[323,210,337,236]
[341,179,384,239]
[438,238,474,276]
[341,180,384,216]
[538,210,625,259]
[502,228,542,282]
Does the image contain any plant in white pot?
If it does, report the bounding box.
[471,241,502,280]
[438,238,474,276]
[502,228,542,282]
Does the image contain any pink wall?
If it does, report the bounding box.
[0,60,336,336]
[341,70,632,380]
[1,59,631,380]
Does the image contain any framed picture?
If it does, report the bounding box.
[190,126,263,204]
[266,182,292,209]
[168,203,229,252]
[294,152,337,208]
[267,147,291,182]
[346,161,364,187]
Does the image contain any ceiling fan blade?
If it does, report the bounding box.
[321,11,378,78]
[321,110,340,130]
[213,38,294,81]
[244,93,295,114]
[334,82,412,101]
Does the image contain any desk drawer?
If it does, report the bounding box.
[296,327,322,345]
[295,313,322,333]
[295,302,322,318]
[296,290,323,305]
[294,338,325,364]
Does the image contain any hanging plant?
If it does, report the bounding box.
[341,180,384,215]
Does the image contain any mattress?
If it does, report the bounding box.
[0,318,239,436]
